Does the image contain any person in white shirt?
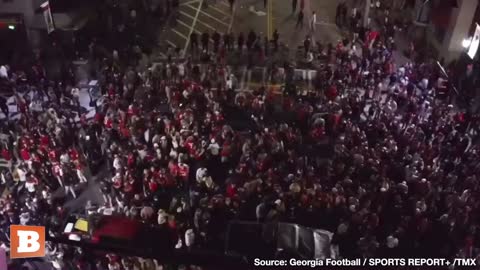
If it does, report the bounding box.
[17,166,27,182]
[25,180,36,193]
[112,154,122,171]
[226,74,233,90]
[179,62,185,78]
[0,65,8,79]
[98,203,115,215]
[185,229,195,248]
[20,212,30,225]
[60,153,70,164]
[196,167,208,183]
[207,139,220,156]
[310,11,317,32]
[76,165,87,183]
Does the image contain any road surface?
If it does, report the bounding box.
[156,0,344,55]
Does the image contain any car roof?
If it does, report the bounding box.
[90,215,176,253]
[92,216,142,241]
[226,221,280,258]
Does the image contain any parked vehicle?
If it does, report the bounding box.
[225,221,337,262]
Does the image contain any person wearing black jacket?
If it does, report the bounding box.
[296,10,304,28]
[247,30,257,51]
[0,96,8,119]
[62,165,77,198]
[212,31,221,53]
[237,32,245,52]
[335,2,343,26]
[272,29,279,52]
[190,32,199,54]
[304,35,311,56]
[224,32,232,51]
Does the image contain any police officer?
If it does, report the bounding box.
[190,32,199,54]
[212,31,221,53]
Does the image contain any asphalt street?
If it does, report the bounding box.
[158,0,343,56]
[158,0,236,55]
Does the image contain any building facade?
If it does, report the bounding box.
[414,0,479,61]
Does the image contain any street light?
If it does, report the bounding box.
[7,25,15,30]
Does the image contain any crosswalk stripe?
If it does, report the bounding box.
[180,10,217,33]
[181,0,201,6]
[227,0,236,32]
[177,19,200,34]
[179,10,196,20]
[166,40,177,47]
[197,19,218,32]
[177,19,192,30]
[183,0,204,57]
[173,29,188,39]
[186,4,229,26]
[180,10,224,33]
[208,5,231,17]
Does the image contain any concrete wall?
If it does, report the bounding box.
[0,0,44,47]
[0,0,36,26]
[441,0,478,61]
[416,0,478,62]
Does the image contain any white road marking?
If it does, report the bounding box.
[173,28,188,39]
[179,10,196,20]
[167,40,177,47]
[227,0,236,32]
[177,19,198,33]
[180,9,216,32]
[197,19,222,32]
[179,6,229,34]
[179,10,220,32]
[183,0,204,57]
[181,0,200,6]
[186,4,229,26]
[209,5,231,17]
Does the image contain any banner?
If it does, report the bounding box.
[467,23,480,59]
[40,1,54,34]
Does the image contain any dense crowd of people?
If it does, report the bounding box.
[1,0,480,270]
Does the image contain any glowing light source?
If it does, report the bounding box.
[462,38,472,49]
[467,24,480,59]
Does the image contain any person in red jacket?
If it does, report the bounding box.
[326,84,338,101]
[20,147,31,162]
[1,147,11,162]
